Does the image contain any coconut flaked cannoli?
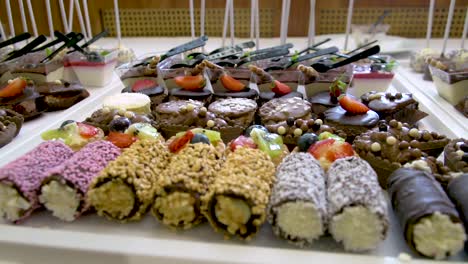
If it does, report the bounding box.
[268,153,327,247]
[388,168,466,259]
[87,139,170,222]
[327,156,389,252]
[202,147,276,240]
[0,141,74,223]
[152,142,224,229]
[39,141,121,221]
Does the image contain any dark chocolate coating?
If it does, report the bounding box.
[122,85,164,97]
[259,91,303,101]
[447,174,468,252]
[387,168,461,256]
[213,88,258,100]
[169,88,212,99]
[0,85,46,120]
[324,106,379,126]
[309,91,338,107]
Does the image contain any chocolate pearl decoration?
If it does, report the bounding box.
[389,120,398,128]
[296,119,304,127]
[207,120,215,128]
[307,119,315,128]
[287,117,295,127]
[294,128,303,137]
[387,136,397,145]
[371,142,382,152]
[300,124,309,132]
[399,141,410,149]
[186,103,195,112]
[277,126,286,135]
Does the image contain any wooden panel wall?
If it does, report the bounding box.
[0,0,467,38]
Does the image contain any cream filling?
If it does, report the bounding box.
[330,206,385,252]
[12,67,64,83]
[276,201,324,241]
[0,183,31,222]
[39,180,80,222]
[87,179,135,220]
[153,191,197,227]
[214,195,251,235]
[432,76,468,105]
[413,212,466,260]
[102,93,152,115]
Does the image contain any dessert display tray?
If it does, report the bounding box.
[0,71,467,263]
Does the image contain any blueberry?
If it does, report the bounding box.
[87,52,104,63]
[297,133,318,152]
[60,120,75,129]
[109,117,131,132]
[459,143,468,152]
[244,125,268,137]
[191,133,210,145]
[370,64,382,72]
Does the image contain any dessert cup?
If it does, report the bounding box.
[349,58,398,97]
[11,50,64,84]
[65,49,118,87]
[428,59,468,105]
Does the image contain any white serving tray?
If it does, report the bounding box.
[0,75,467,263]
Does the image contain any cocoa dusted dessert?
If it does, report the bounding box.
[0,78,46,120]
[0,108,23,148]
[249,65,303,106]
[83,107,154,135]
[203,60,258,101]
[155,100,225,139]
[444,138,468,174]
[383,119,450,157]
[324,95,379,142]
[35,80,89,111]
[361,91,428,125]
[258,97,312,126]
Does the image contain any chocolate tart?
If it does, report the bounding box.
[212,88,258,101]
[308,91,339,117]
[0,82,46,120]
[168,88,212,104]
[324,106,379,142]
[258,97,312,125]
[0,108,24,147]
[361,91,428,125]
[83,107,155,135]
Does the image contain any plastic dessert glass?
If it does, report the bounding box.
[11,50,64,83]
[429,65,468,105]
[348,58,398,97]
[65,49,118,87]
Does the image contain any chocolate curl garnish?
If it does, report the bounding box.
[248,65,273,83]
[297,64,319,78]
[202,60,223,70]
[144,55,160,75]
[190,61,206,76]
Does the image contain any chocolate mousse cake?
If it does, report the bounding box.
[444,138,468,174]
[258,97,312,125]
[361,91,428,125]
[0,80,46,120]
[35,80,89,111]
[120,56,160,86]
[308,91,339,117]
[324,106,379,142]
[0,108,23,148]
[165,62,213,104]
[83,107,155,135]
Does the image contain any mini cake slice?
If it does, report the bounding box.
[361,91,428,125]
[35,80,89,111]
[0,78,47,120]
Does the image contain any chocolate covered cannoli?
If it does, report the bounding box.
[202,147,276,240]
[87,139,170,222]
[39,141,121,221]
[388,168,466,259]
[268,153,327,247]
[327,157,389,251]
[152,143,224,229]
[447,173,468,253]
[0,141,74,223]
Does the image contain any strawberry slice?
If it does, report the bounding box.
[107,131,137,148]
[230,135,257,152]
[174,75,205,91]
[271,80,292,96]
[77,122,99,138]
[339,95,369,115]
[0,78,27,98]
[132,79,158,92]
[169,130,194,153]
[308,139,355,168]
[220,74,245,92]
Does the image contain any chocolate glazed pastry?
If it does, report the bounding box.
[0,83,46,120]
[447,174,468,253]
[87,139,170,222]
[387,168,466,259]
[35,81,89,111]
[324,106,379,142]
[0,109,23,148]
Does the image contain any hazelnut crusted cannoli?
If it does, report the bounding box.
[388,168,466,259]
[201,147,276,240]
[327,157,389,252]
[268,153,327,247]
[0,141,74,223]
[151,142,224,229]
[39,141,121,221]
[87,139,170,222]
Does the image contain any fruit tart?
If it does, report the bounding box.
[41,120,105,150]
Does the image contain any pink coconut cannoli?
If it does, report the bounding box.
[0,141,74,223]
[39,140,121,221]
